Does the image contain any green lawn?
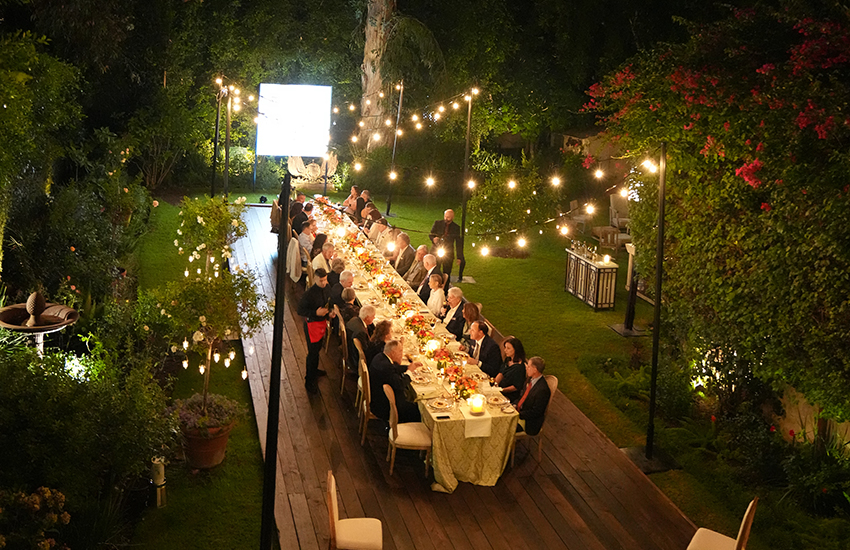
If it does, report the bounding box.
[131,195,267,549]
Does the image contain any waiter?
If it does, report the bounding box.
[428,209,462,286]
[297,268,334,394]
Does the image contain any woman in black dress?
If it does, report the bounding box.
[365,320,393,365]
[494,336,527,403]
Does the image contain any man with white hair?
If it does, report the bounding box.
[329,270,356,310]
[346,304,376,368]
[416,253,441,303]
[312,241,334,273]
[440,287,465,341]
[404,245,429,288]
[369,340,421,423]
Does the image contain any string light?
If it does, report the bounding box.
[253,116,259,124]
[215,77,223,85]
[453,102,460,109]
[372,132,381,141]
[412,114,419,122]
[642,159,658,173]
[517,237,527,247]
[415,122,422,129]
[224,358,231,368]
[560,226,569,235]
[242,369,248,380]
[586,204,595,214]
[366,99,371,105]
[199,365,205,374]
[248,95,254,101]
[396,129,403,136]
[182,359,189,369]
[354,162,363,171]
[619,187,629,197]
[389,171,397,180]
[434,112,441,120]
[333,106,339,113]
[358,121,365,127]
[183,338,189,350]
[594,169,604,179]
[438,105,445,112]
[396,83,402,90]
[467,180,476,189]
[213,351,220,363]
[349,104,355,111]
[379,92,385,98]
[481,246,490,256]
[472,88,479,95]
[351,135,358,142]
[465,95,472,101]
[385,118,392,126]
[551,176,561,186]
[508,180,516,189]
[426,177,435,186]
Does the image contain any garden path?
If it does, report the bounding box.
[232,205,696,550]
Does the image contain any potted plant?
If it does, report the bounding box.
[162,196,270,468]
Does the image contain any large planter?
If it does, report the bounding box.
[182,423,235,469]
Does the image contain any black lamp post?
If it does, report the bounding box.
[458,87,478,282]
[211,79,226,197]
[386,81,404,216]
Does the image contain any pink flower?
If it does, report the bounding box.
[756,63,776,75]
[756,142,765,152]
[70,246,76,252]
[683,122,694,130]
[152,200,159,208]
[770,425,776,433]
[582,155,595,169]
[789,429,795,437]
[761,202,771,212]
[735,159,764,187]
[66,275,71,281]
[723,121,731,132]
[70,285,76,291]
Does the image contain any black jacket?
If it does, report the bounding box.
[428,219,462,260]
[369,353,420,423]
[518,377,551,436]
[471,335,503,378]
[297,284,330,322]
[442,304,465,341]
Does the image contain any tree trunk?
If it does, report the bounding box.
[361,0,396,150]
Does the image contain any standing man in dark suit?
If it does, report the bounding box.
[428,209,462,284]
[416,254,441,304]
[369,340,421,423]
[516,357,551,436]
[296,268,334,394]
[465,321,502,378]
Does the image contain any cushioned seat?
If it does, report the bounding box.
[336,517,383,550]
[390,422,432,447]
[687,528,737,550]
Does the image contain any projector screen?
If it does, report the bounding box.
[256,84,332,157]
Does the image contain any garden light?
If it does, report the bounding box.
[183,338,189,350]
[182,359,189,369]
[642,159,658,173]
[517,238,527,247]
[426,177,435,186]
[389,171,397,180]
[467,180,476,189]
[351,135,358,142]
[620,187,629,197]
[385,118,392,126]
[508,180,516,189]
[481,246,490,256]
[354,162,363,171]
[224,358,231,368]
[199,365,205,374]
[213,351,220,363]
[372,132,381,141]
[551,176,561,186]
[594,169,604,179]
[586,204,595,214]
[348,104,355,111]
[242,369,248,380]
[229,349,236,361]
[560,226,569,235]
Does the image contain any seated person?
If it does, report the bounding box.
[494,336,527,403]
[339,288,360,323]
[461,302,481,343]
[303,202,314,219]
[297,220,316,265]
[368,219,388,243]
[354,189,371,223]
[440,287,465,341]
[403,245,429,289]
[312,242,335,273]
[370,340,421,423]
[310,233,328,260]
[390,232,416,277]
[291,202,306,232]
[342,185,360,215]
[464,321,502,378]
[328,270,355,309]
[328,257,345,288]
[365,320,393,366]
[426,273,445,316]
[416,254,440,304]
[346,305,376,368]
[516,357,551,436]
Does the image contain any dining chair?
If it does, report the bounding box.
[359,365,380,446]
[687,497,758,550]
[302,247,314,288]
[324,304,342,354]
[383,385,432,476]
[326,470,383,550]
[511,374,558,467]
[352,340,367,408]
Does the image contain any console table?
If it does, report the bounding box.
[564,249,618,310]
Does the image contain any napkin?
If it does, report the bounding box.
[461,406,492,438]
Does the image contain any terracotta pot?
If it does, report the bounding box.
[182,423,235,469]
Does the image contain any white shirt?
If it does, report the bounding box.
[472,335,484,360]
[427,288,445,316]
[443,302,461,326]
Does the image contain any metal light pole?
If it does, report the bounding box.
[386,81,404,216]
[211,84,225,197]
[646,142,667,460]
[223,93,232,200]
[260,172,291,549]
[458,89,475,281]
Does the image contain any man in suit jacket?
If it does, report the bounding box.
[517,357,551,436]
[404,245,429,289]
[440,287,465,341]
[465,321,502,378]
[328,270,356,309]
[354,189,370,223]
[392,233,416,277]
[416,254,441,304]
[369,340,421,423]
[312,242,334,273]
[346,305,376,369]
[428,209,463,283]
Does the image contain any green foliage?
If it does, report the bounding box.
[169,393,247,433]
[0,486,72,550]
[0,347,174,546]
[587,3,850,420]
[782,428,850,516]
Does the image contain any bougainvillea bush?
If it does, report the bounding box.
[586,2,850,421]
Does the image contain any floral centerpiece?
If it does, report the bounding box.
[356,251,380,274]
[396,301,416,315]
[444,364,463,383]
[314,196,343,223]
[432,348,454,370]
[452,376,478,400]
[376,280,403,305]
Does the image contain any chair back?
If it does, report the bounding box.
[353,339,366,371]
[383,385,398,440]
[303,248,314,287]
[326,470,339,548]
[336,306,348,363]
[734,497,759,550]
[360,363,371,414]
[544,375,558,420]
[442,272,449,287]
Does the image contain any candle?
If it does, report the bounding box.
[469,394,485,414]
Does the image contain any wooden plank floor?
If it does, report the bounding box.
[232,206,697,550]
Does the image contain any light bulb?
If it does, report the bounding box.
[472,88,479,95]
[620,188,629,197]
[372,132,381,141]
[594,169,604,179]
[415,122,422,129]
[603,254,611,263]
[481,246,490,256]
[389,171,397,180]
[354,162,362,171]
[224,358,231,368]
[349,104,355,111]
[351,135,358,142]
[242,369,248,380]
[358,121,365,127]
[518,238,527,247]
[551,176,561,186]
[426,177,435,186]
[386,242,395,252]
[182,359,189,369]
[438,105,445,112]
[215,77,223,85]
[560,226,569,235]
[508,180,516,189]
[229,349,236,360]
[412,114,419,121]
[586,204,596,214]
[385,118,392,126]
[213,351,220,363]
[396,129,403,136]
[234,88,240,95]
[366,99,371,105]
[465,95,472,101]
[434,112,441,120]
[228,85,234,91]
[183,338,189,350]
[233,104,241,112]
[467,180,476,189]
[395,83,402,90]
[199,365,205,374]
[437,247,446,258]
[379,92,385,98]
[452,102,459,109]
[642,159,658,173]
[253,116,259,123]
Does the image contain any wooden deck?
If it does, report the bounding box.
[232,205,696,550]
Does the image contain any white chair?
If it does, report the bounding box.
[359,365,380,446]
[511,375,558,466]
[383,385,432,476]
[302,247,314,288]
[326,470,382,550]
[352,340,367,409]
[569,200,590,233]
[687,497,758,550]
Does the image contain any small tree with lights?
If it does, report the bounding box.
[163,196,269,422]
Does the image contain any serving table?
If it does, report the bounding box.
[564,248,618,310]
[313,199,518,493]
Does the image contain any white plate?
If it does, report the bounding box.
[487,395,508,407]
[428,398,452,410]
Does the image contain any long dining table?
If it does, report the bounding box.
[311,197,518,493]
